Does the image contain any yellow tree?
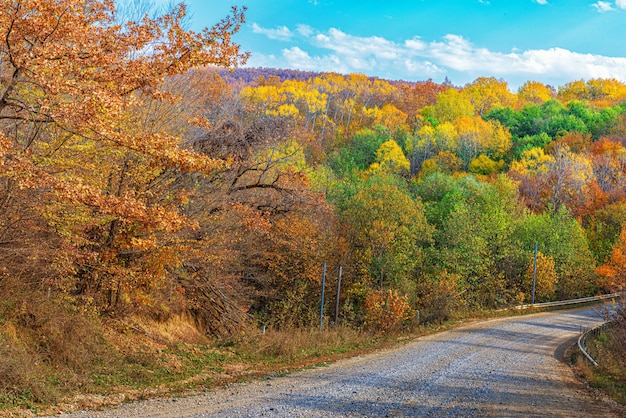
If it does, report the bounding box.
[587,78,626,106]
[517,81,554,105]
[406,121,459,172]
[510,145,594,213]
[370,140,410,176]
[433,88,474,123]
[364,104,408,132]
[463,77,516,116]
[523,252,557,302]
[453,116,511,168]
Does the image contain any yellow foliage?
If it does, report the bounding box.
[463,77,516,115]
[469,155,504,175]
[524,252,558,302]
[371,140,410,175]
[511,147,554,174]
[434,88,474,123]
[518,81,554,104]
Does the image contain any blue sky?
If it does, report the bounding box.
[147,0,626,90]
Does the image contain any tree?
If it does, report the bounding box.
[341,176,433,292]
[469,155,504,175]
[0,0,247,311]
[523,252,557,302]
[436,175,525,308]
[596,224,626,292]
[516,207,597,298]
[510,145,594,214]
[328,127,389,177]
[406,122,459,173]
[590,139,626,197]
[370,140,410,176]
[463,77,516,116]
[433,88,474,123]
[518,81,554,105]
[394,79,450,116]
[453,116,511,168]
[586,201,626,264]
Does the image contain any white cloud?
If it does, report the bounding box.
[423,35,626,81]
[296,24,314,37]
[313,29,403,61]
[250,23,294,41]
[247,24,626,87]
[616,0,626,8]
[281,47,346,72]
[592,1,615,12]
[534,0,548,4]
[405,37,427,51]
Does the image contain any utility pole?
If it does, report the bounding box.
[335,266,342,325]
[532,243,538,304]
[320,262,326,331]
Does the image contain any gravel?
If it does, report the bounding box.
[50,307,623,417]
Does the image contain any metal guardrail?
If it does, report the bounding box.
[508,293,623,367]
[578,321,614,367]
[512,292,622,310]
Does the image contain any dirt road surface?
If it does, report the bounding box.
[54,307,623,417]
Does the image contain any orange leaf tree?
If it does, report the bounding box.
[0,0,247,310]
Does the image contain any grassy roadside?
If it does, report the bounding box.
[572,320,626,406]
[0,308,452,418]
[0,297,615,417]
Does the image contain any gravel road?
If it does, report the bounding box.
[53,307,623,417]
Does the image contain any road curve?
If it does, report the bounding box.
[57,307,622,417]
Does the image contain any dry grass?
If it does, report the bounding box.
[574,301,626,406]
[0,287,387,417]
[0,281,515,416]
[236,326,379,364]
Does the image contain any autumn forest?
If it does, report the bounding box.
[1,0,626,408]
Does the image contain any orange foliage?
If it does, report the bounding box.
[0,0,248,313]
[364,289,413,332]
[0,0,246,227]
[395,80,451,117]
[596,225,626,292]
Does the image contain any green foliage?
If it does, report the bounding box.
[586,202,626,263]
[328,127,390,177]
[515,207,597,298]
[340,174,433,291]
[511,132,551,159]
[415,173,527,308]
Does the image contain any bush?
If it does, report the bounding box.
[364,289,413,332]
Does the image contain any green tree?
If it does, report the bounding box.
[328,127,389,177]
[342,175,433,292]
[416,174,526,308]
[515,207,597,298]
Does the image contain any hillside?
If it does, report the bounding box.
[1,0,626,413]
